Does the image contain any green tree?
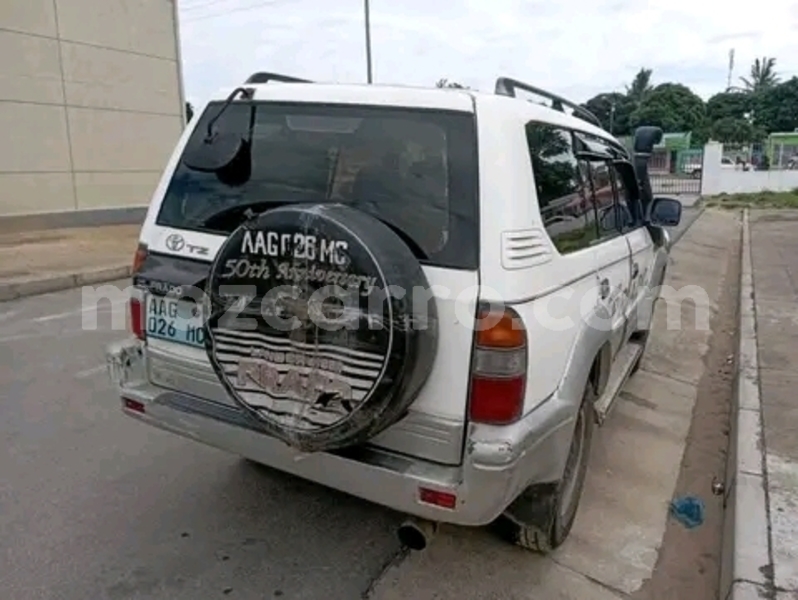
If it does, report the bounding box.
[625,68,653,106]
[706,91,752,122]
[435,78,468,89]
[186,102,194,123]
[753,77,798,133]
[527,123,569,159]
[582,92,633,135]
[629,83,706,133]
[691,121,711,148]
[709,117,765,144]
[526,124,575,204]
[740,57,779,93]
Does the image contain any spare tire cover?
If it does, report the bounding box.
[203,203,438,453]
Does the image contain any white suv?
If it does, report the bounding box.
[106,73,681,553]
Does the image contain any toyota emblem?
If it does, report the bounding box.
[165,234,185,252]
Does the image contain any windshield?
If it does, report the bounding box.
[156,101,479,269]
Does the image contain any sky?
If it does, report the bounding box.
[177,0,798,108]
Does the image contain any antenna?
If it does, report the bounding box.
[364,0,373,84]
[726,48,735,91]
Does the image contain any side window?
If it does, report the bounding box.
[526,122,598,254]
[575,130,645,235]
[583,158,624,240]
[610,164,636,230]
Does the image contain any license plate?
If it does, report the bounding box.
[145,295,206,348]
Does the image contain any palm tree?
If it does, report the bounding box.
[740,57,779,92]
[435,78,468,89]
[625,68,653,105]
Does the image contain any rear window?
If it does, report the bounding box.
[156,101,479,269]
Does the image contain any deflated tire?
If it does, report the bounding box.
[203,203,438,453]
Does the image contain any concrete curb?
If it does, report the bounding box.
[720,209,773,600]
[0,206,146,234]
[0,265,132,303]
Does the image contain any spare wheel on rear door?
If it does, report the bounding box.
[203,203,438,453]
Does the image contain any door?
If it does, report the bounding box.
[581,157,632,359]
[611,162,656,337]
[624,229,656,335]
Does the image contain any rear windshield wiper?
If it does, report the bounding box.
[203,87,254,142]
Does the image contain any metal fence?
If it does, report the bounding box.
[769,142,798,170]
[644,140,798,196]
[720,142,798,171]
[648,148,703,195]
[722,143,763,168]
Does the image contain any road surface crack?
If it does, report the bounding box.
[361,546,409,599]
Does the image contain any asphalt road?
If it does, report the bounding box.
[0,204,700,600]
[0,287,406,600]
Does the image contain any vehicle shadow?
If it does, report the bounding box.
[150,455,407,600]
[67,442,407,600]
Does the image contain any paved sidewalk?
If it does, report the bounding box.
[371,210,739,600]
[0,225,139,301]
[750,211,798,594]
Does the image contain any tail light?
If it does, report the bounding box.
[132,243,147,275]
[468,305,527,424]
[129,296,145,340]
[129,244,147,340]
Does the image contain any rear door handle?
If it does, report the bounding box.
[599,278,610,299]
[631,262,639,279]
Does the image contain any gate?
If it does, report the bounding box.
[648,148,703,195]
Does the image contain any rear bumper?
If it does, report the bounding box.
[107,338,575,527]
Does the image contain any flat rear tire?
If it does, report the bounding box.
[496,380,596,553]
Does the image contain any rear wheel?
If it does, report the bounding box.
[496,381,596,553]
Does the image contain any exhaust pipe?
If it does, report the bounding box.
[396,518,438,551]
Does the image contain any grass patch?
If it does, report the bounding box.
[702,189,798,209]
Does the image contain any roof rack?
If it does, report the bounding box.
[494,77,602,129]
[244,72,313,84]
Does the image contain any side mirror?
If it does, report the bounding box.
[182,132,245,172]
[648,196,682,227]
[633,126,664,154]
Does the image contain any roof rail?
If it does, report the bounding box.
[244,72,313,84]
[494,77,602,129]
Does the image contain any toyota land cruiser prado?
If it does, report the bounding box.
[106,72,681,553]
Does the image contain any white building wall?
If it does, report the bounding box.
[0,0,184,217]
[701,142,798,196]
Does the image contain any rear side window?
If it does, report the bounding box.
[526,123,598,254]
[157,102,479,270]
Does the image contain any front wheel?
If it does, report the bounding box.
[495,381,596,553]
